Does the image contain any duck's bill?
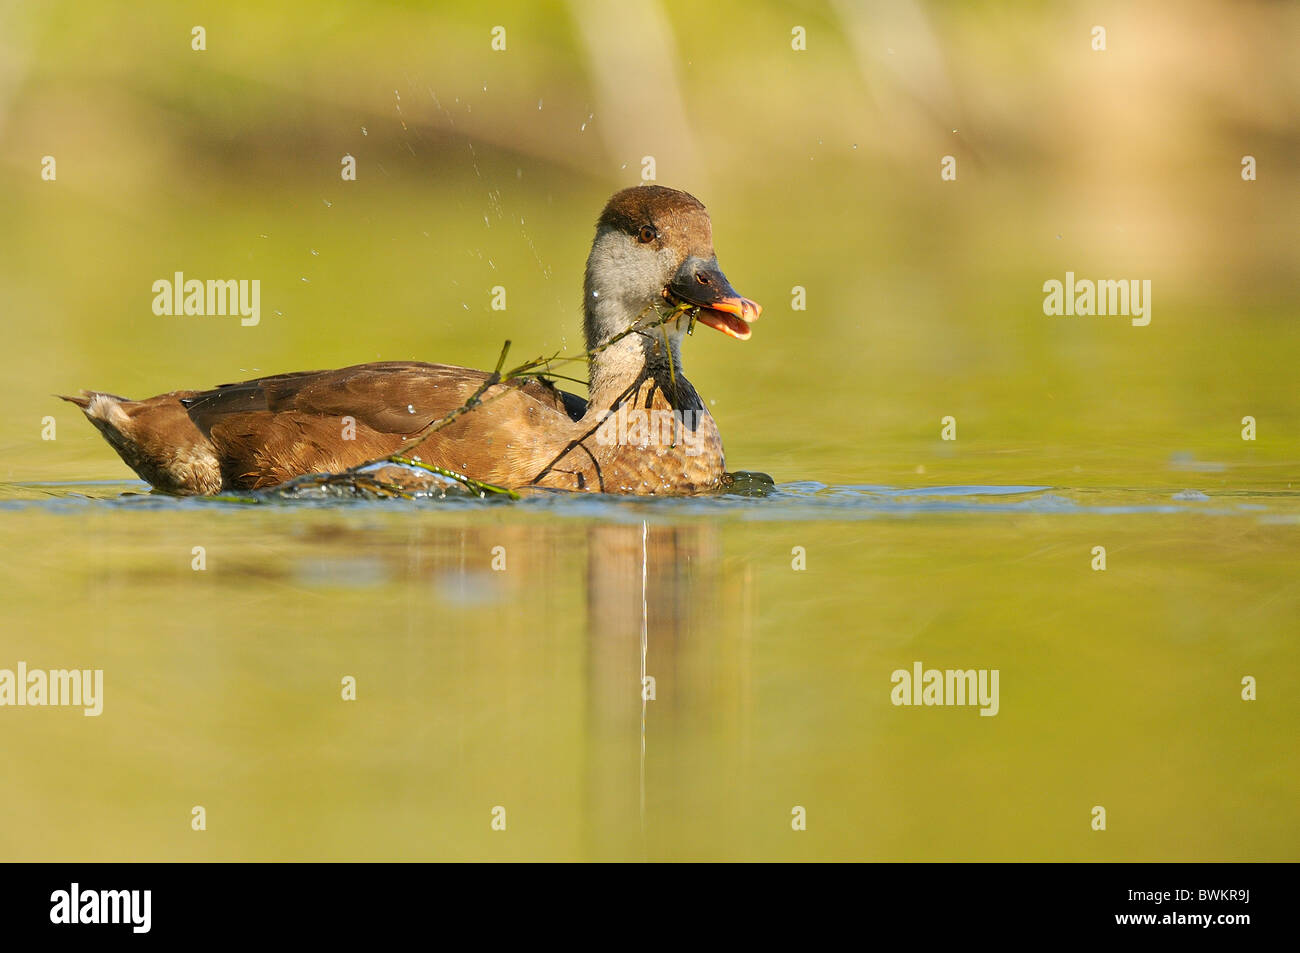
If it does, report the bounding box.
[694,297,761,340]
[667,258,762,341]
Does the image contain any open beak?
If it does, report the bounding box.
[666,257,761,340]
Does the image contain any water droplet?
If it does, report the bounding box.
[407,404,415,414]
[361,126,368,136]
[300,277,309,283]
[537,98,543,110]
[322,200,332,208]
[310,249,319,256]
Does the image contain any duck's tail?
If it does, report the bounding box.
[57,390,125,409]
[57,390,224,495]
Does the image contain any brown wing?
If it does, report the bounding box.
[179,361,587,489]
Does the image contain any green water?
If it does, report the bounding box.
[1,480,1296,861]
[1,0,1297,861]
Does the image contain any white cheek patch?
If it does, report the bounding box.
[588,228,675,320]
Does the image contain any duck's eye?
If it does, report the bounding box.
[637,225,657,244]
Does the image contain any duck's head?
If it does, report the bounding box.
[583,185,761,355]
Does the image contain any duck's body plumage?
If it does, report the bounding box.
[61,186,759,496]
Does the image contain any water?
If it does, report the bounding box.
[1,479,1295,860]
[7,479,1292,519]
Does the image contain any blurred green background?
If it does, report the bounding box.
[0,0,1296,861]
[3,0,1297,485]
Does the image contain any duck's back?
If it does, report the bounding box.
[186,361,587,490]
[65,361,587,494]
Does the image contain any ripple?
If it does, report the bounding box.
[2,479,1290,523]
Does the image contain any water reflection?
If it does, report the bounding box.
[582,521,737,858]
[3,483,1296,860]
[285,514,748,859]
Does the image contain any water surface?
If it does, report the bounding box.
[2,478,1294,861]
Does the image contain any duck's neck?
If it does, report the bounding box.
[583,296,689,411]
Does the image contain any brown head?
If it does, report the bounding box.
[582,186,761,365]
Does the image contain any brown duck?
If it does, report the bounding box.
[61,185,761,496]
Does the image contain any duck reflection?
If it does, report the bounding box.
[277,511,753,859]
[581,521,754,860]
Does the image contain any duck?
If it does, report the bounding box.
[60,185,761,496]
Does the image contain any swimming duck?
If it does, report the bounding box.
[60,185,761,495]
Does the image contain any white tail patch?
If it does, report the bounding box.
[86,394,132,431]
